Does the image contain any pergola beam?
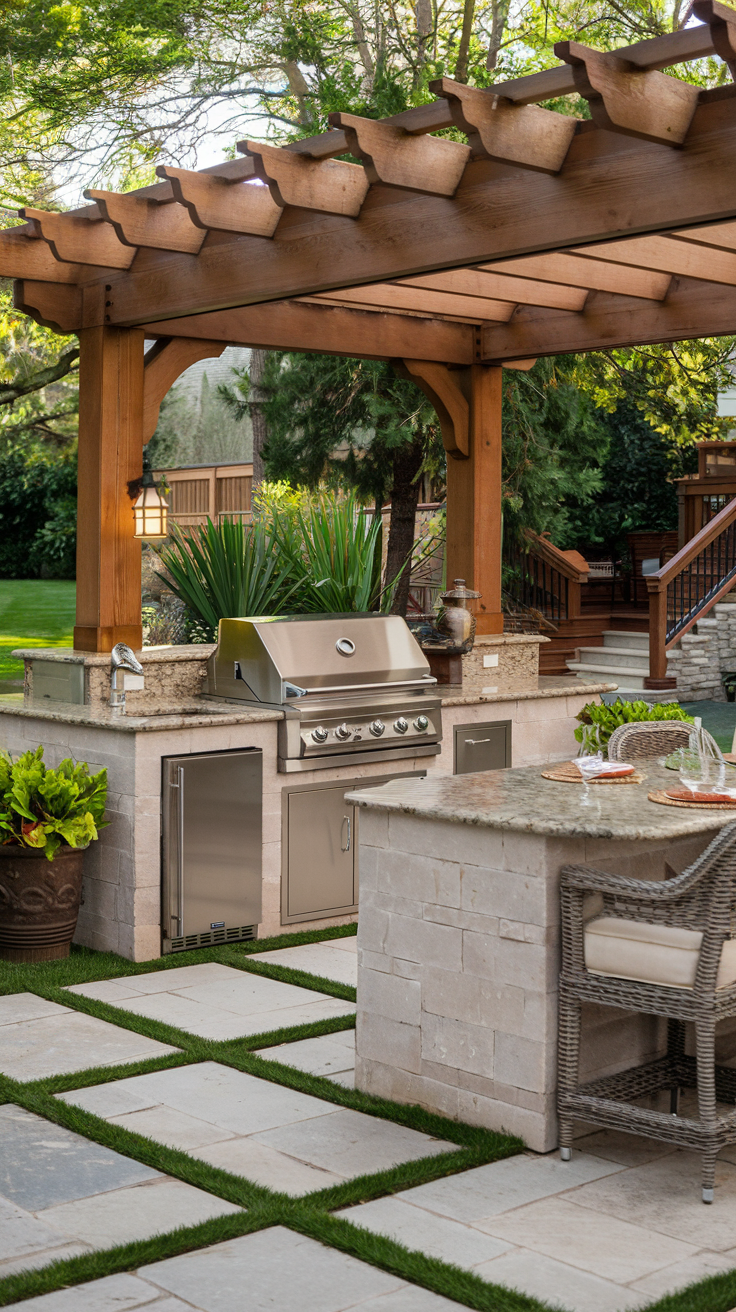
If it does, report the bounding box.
[479,277,736,361]
[82,95,736,329]
[139,299,477,364]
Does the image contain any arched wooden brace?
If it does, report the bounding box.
[142,337,227,441]
[398,360,506,634]
[74,328,225,653]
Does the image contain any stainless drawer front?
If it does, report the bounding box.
[454,720,512,774]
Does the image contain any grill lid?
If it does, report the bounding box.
[208,613,435,705]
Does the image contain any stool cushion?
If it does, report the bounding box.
[584,917,736,989]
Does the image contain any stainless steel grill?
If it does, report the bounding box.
[206,613,442,772]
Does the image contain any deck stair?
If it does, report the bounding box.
[566,631,650,689]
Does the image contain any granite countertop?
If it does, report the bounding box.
[0,696,283,732]
[440,676,617,707]
[346,759,736,840]
[11,645,216,665]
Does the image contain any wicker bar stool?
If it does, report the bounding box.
[607,720,694,761]
[558,820,736,1202]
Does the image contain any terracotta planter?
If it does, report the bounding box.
[0,845,85,962]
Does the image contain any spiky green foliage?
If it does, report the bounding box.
[157,516,302,633]
[270,490,388,613]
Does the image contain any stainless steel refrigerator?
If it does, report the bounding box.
[162,747,262,953]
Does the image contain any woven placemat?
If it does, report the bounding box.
[648,790,736,810]
[542,762,644,786]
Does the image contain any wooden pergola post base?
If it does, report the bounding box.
[73,326,145,653]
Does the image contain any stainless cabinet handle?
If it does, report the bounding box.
[341,815,351,852]
[172,766,184,935]
[466,738,492,745]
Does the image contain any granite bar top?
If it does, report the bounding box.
[346,760,736,840]
[0,696,283,732]
[440,676,617,706]
[11,645,216,665]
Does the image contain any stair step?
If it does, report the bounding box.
[602,630,649,652]
[575,646,650,672]
[566,661,648,689]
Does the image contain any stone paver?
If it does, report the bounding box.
[0,994,179,1081]
[254,1030,356,1086]
[253,940,358,987]
[65,964,355,1041]
[3,1230,467,1309]
[338,1132,736,1312]
[0,1105,242,1279]
[58,1062,454,1196]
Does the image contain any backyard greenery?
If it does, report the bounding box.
[0,578,75,684]
[0,747,107,858]
[575,698,696,751]
[158,487,395,636]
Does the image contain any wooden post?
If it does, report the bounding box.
[74,326,145,653]
[645,585,674,687]
[445,365,503,634]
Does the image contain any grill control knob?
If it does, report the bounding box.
[414,715,429,732]
[335,722,352,741]
[369,719,385,737]
[311,726,328,743]
[394,717,409,735]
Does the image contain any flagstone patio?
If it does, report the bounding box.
[3,938,736,1312]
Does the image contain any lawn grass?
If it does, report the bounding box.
[0,578,76,684]
[1,927,735,1312]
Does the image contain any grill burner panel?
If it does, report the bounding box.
[206,614,442,772]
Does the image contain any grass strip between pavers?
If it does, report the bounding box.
[2,930,735,1312]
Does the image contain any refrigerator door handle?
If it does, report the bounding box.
[341,814,351,853]
[168,766,185,936]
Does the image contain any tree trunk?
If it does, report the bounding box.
[248,349,269,490]
[454,0,475,83]
[386,433,424,616]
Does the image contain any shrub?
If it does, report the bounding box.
[575,698,695,751]
[0,747,107,861]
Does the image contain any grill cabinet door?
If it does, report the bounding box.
[286,784,357,920]
[163,748,262,944]
[453,720,512,774]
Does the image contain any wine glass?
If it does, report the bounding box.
[577,723,603,805]
[678,747,703,796]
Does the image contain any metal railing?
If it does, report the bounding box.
[647,497,736,682]
[503,532,587,625]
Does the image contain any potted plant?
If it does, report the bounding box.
[575,698,694,757]
[0,747,107,962]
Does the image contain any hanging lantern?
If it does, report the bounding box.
[130,455,169,541]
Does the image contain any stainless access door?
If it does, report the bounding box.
[162,748,262,952]
[285,783,356,922]
[454,720,512,774]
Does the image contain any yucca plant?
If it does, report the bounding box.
[157,516,303,633]
[271,491,391,613]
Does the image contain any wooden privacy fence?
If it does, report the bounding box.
[154,463,253,531]
[647,497,736,682]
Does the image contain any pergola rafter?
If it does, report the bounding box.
[3,0,736,652]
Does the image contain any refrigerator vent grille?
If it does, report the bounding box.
[169,924,257,952]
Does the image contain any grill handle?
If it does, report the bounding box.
[283,676,436,698]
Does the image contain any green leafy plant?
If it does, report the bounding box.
[575,698,695,752]
[270,490,392,614]
[157,516,304,633]
[0,746,107,860]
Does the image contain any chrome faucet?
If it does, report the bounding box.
[110,643,144,716]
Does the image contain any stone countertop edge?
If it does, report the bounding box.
[11,645,217,665]
[0,698,283,731]
[0,678,617,731]
[441,678,618,706]
[345,761,736,841]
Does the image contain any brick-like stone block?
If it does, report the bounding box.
[359,968,421,1025]
[356,1010,421,1074]
[494,1031,553,1094]
[421,1011,494,1078]
[385,913,462,970]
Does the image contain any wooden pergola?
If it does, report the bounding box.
[4,0,736,654]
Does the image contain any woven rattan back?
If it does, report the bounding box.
[607,720,693,761]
